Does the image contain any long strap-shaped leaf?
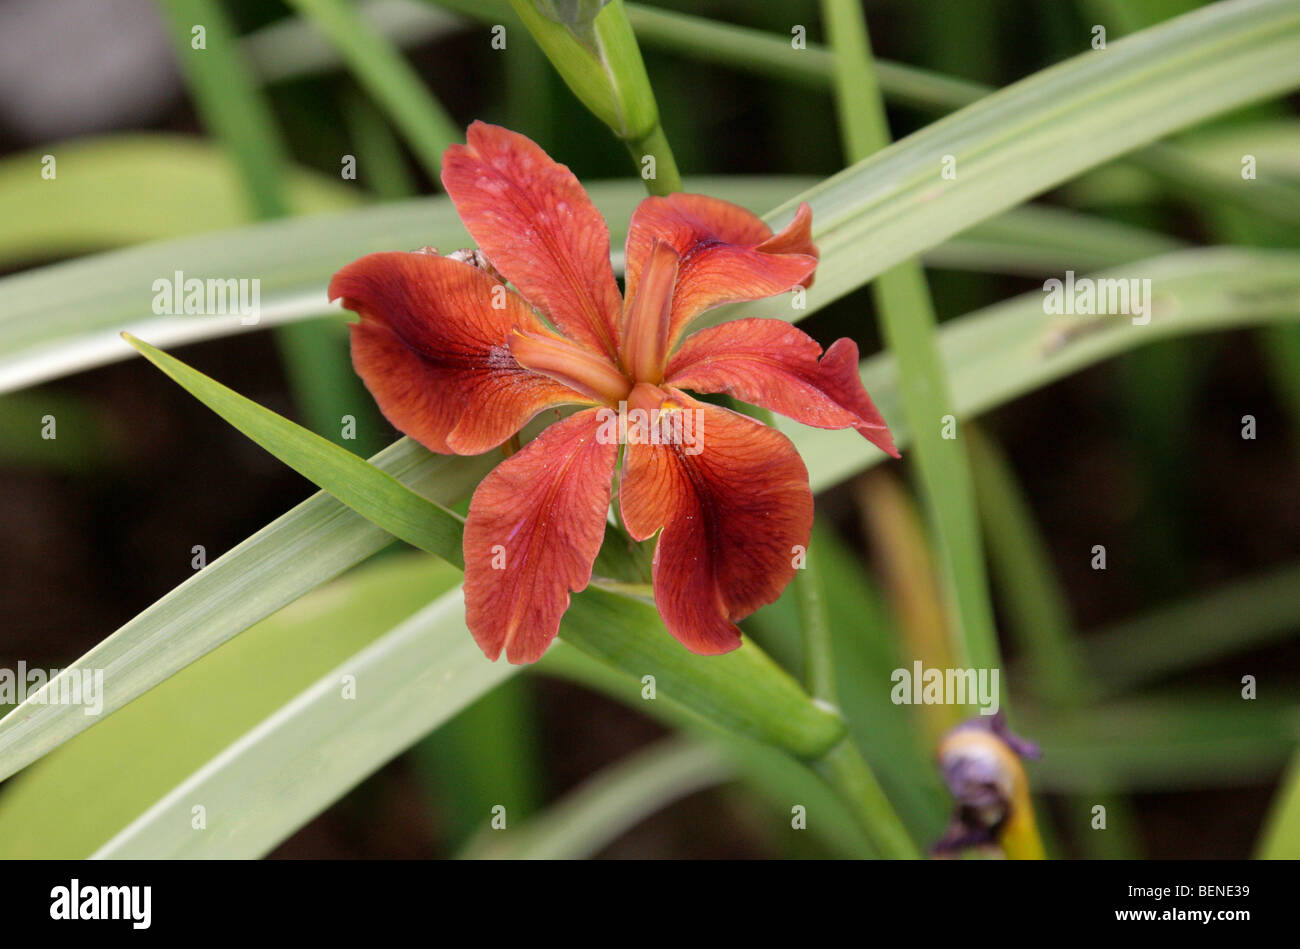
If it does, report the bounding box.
[0,178,796,393]
[787,247,1300,489]
[91,585,509,858]
[717,0,1300,326]
[0,182,1170,393]
[117,335,846,759]
[8,0,1296,390]
[124,333,468,565]
[0,437,492,785]
[1,245,1294,785]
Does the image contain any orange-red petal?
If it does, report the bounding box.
[624,195,818,351]
[755,201,817,261]
[618,391,814,654]
[441,121,623,361]
[463,407,618,663]
[331,251,593,456]
[619,238,680,384]
[664,318,899,458]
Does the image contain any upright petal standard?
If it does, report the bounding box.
[330,121,898,664]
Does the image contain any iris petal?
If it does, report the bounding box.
[619,391,814,654]
[665,318,899,458]
[624,195,818,351]
[442,121,624,361]
[463,407,618,663]
[331,251,594,456]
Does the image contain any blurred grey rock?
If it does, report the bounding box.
[0,0,181,142]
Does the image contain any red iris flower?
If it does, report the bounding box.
[329,122,897,664]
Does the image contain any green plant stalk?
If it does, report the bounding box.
[340,85,419,201]
[755,398,919,857]
[816,740,918,859]
[791,543,919,859]
[503,0,681,193]
[772,480,915,855]
[536,641,880,858]
[624,122,682,197]
[793,546,837,707]
[156,0,367,446]
[819,0,1001,681]
[626,3,986,109]
[283,0,459,179]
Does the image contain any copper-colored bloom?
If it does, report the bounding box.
[330,122,897,663]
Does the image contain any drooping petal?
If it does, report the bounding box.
[618,387,814,654]
[755,201,817,261]
[331,251,593,456]
[463,407,618,663]
[441,121,624,360]
[624,195,818,350]
[665,318,900,458]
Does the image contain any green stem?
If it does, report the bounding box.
[819,0,1003,680]
[624,2,984,110]
[793,546,837,706]
[625,122,683,196]
[772,416,915,857]
[339,84,419,201]
[284,0,459,180]
[157,0,366,446]
[817,740,919,859]
[818,0,1035,858]
[793,559,919,858]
